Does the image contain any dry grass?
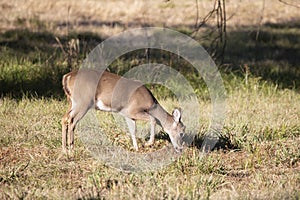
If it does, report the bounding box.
[1,0,300,36]
[0,0,300,199]
[0,79,299,199]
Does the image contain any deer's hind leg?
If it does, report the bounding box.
[62,98,90,152]
[67,104,91,151]
[62,98,72,152]
[62,113,69,152]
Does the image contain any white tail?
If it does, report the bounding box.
[62,69,186,152]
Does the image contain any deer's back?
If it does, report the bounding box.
[62,69,157,115]
[95,71,157,115]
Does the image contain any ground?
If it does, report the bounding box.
[0,0,299,199]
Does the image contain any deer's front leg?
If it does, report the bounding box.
[125,117,138,151]
[145,116,156,146]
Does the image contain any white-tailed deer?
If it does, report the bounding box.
[62,69,185,152]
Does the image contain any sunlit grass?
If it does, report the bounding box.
[0,74,299,199]
[0,0,300,198]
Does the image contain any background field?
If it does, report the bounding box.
[0,0,299,199]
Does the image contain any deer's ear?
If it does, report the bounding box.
[172,108,182,123]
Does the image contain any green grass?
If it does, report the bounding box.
[0,1,300,199]
[0,74,299,199]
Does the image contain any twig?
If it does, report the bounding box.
[55,36,66,55]
[193,0,227,64]
[194,0,199,29]
[256,0,265,41]
[278,0,300,9]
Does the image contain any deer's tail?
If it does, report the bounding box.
[62,72,74,97]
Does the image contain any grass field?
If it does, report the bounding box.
[1,0,300,199]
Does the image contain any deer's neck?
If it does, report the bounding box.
[149,104,173,131]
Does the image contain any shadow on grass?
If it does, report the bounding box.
[0,29,103,99]
[0,20,299,99]
[223,20,300,90]
[190,134,240,152]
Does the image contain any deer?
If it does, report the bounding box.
[61,68,186,153]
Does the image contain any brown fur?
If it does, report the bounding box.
[62,69,185,152]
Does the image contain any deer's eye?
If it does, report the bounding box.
[179,132,184,138]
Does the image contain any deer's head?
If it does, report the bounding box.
[166,108,186,152]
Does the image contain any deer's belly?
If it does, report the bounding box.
[95,100,113,112]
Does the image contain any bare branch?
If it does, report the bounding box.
[256,0,266,41]
[193,0,227,64]
[278,0,300,9]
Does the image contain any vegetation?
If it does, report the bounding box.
[0,0,299,199]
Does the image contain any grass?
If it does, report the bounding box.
[0,0,300,199]
[0,76,299,199]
